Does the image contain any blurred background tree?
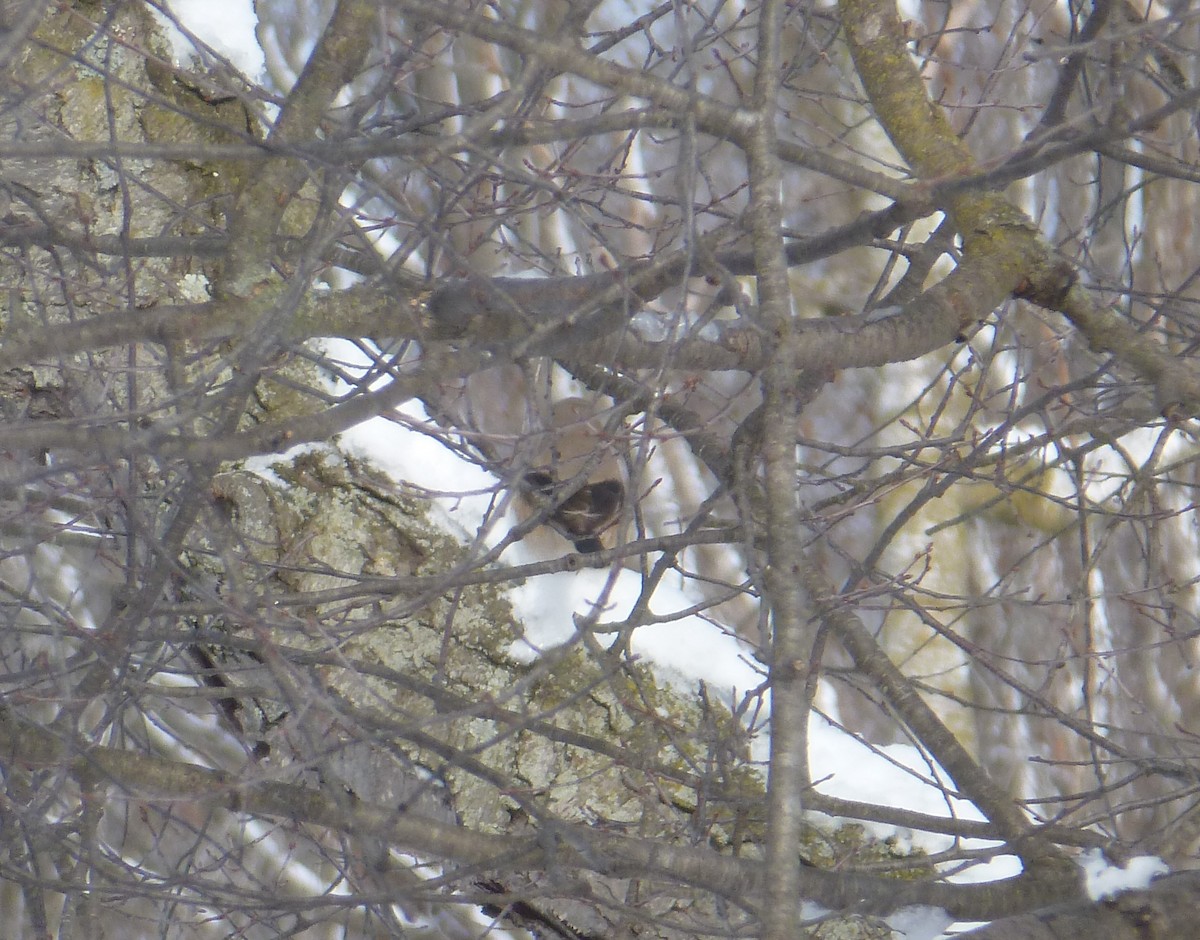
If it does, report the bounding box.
[1,0,1199,937]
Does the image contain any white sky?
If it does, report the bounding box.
[159,4,1166,937]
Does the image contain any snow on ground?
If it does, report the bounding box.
[154,0,264,79]
[1081,850,1169,900]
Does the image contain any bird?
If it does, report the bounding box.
[516,397,627,555]
[522,470,624,553]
